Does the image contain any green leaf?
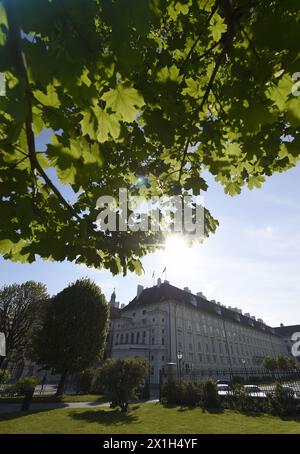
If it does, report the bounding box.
[248,175,265,190]
[95,108,121,143]
[102,84,144,123]
[209,14,227,42]
[34,84,60,108]
[224,181,241,197]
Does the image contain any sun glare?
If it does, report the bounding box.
[164,235,194,265]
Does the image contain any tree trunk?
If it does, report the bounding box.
[56,371,68,396]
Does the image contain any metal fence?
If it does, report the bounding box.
[160,367,300,397]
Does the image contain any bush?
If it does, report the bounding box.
[199,379,220,410]
[14,376,38,396]
[161,379,219,409]
[98,357,149,412]
[224,385,265,414]
[0,369,11,384]
[161,380,202,406]
[267,383,300,417]
[14,376,38,411]
[76,368,96,394]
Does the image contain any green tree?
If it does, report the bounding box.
[32,278,109,396]
[262,356,278,373]
[98,357,149,412]
[0,1,300,272]
[0,281,48,367]
[276,355,290,371]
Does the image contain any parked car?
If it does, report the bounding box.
[281,385,300,400]
[243,385,267,398]
[217,384,233,396]
[216,380,230,386]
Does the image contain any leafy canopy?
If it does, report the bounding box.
[0,280,48,362]
[31,278,109,377]
[0,0,300,274]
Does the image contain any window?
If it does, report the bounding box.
[132,312,136,317]
[115,333,119,345]
[142,310,146,315]
[142,331,146,344]
[136,332,140,344]
[189,343,193,351]
[162,337,165,345]
[120,334,124,344]
[125,333,128,344]
[152,337,155,345]
[131,333,134,344]
[162,355,165,361]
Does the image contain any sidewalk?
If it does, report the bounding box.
[0,399,159,414]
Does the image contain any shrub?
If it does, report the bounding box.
[14,376,38,396]
[267,383,300,417]
[0,369,11,384]
[161,379,178,405]
[227,385,265,414]
[199,379,220,410]
[161,380,202,406]
[14,376,38,411]
[98,357,149,412]
[76,368,96,394]
[184,381,202,406]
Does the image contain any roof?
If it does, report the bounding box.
[273,325,300,337]
[121,282,280,337]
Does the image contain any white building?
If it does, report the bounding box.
[109,282,291,386]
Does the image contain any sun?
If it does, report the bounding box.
[163,234,194,265]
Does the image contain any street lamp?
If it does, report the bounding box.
[242,359,247,382]
[177,351,183,382]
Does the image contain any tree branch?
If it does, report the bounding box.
[4,0,81,222]
[180,1,219,75]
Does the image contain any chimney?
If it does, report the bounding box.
[121,303,125,309]
[137,285,144,298]
[157,278,162,287]
[184,286,191,293]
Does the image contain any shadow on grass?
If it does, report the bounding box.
[0,406,68,421]
[160,402,224,414]
[70,408,139,426]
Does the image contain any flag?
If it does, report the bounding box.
[162,266,166,273]
[152,271,155,278]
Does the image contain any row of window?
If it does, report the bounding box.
[114,332,165,346]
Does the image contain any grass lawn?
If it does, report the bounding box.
[0,403,299,434]
[0,394,104,404]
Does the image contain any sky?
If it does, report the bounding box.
[0,130,299,327]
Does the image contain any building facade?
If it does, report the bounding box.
[109,282,292,385]
[274,324,300,364]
